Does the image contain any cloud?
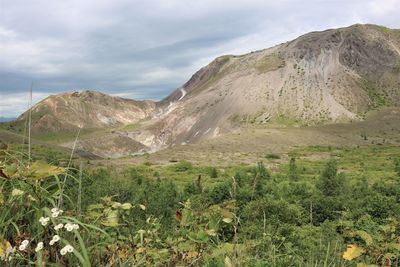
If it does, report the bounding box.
[1,0,400,117]
[0,91,53,117]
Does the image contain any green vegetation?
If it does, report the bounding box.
[360,79,388,109]
[1,143,400,266]
[255,53,286,73]
[121,122,142,131]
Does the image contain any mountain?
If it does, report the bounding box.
[134,24,400,151]
[10,24,400,157]
[14,90,156,134]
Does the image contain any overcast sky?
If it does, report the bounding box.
[0,0,399,117]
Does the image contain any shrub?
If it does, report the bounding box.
[209,167,218,178]
[173,160,193,172]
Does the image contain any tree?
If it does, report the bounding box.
[317,159,345,197]
[288,157,300,181]
[252,162,270,197]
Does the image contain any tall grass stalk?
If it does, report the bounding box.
[28,83,33,165]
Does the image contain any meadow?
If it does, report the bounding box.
[1,141,399,266]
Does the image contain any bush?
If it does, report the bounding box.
[173,160,193,172]
[316,159,345,197]
[209,167,218,178]
[265,153,281,159]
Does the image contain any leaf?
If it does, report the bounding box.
[222,217,233,224]
[221,209,234,219]
[211,243,234,258]
[111,202,122,209]
[87,203,104,210]
[187,231,209,244]
[354,230,373,246]
[225,256,233,267]
[181,208,194,226]
[101,210,119,227]
[121,203,132,210]
[139,204,146,210]
[343,244,365,261]
[29,161,65,180]
[2,164,18,178]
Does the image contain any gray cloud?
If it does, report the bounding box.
[1,0,400,117]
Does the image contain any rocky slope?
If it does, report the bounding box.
[15,90,156,134]
[12,24,400,157]
[135,24,400,151]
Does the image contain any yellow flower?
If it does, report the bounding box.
[0,239,13,261]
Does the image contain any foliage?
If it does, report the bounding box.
[288,157,299,181]
[1,144,400,266]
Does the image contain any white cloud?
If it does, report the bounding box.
[0,91,53,117]
[1,0,400,117]
[368,0,400,17]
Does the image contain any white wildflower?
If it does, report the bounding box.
[21,240,29,246]
[60,245,74,255]
[66,245,74,253]
[72,224,79,230]
[65,223,74,232]
[51,208,58,213]
[49,235,60,246]
[18,244,26,251]
[60,247,67,255]
[34,242,43,252]
[54,223,64,231]
[50,207,63,218]
[39,217,50,226]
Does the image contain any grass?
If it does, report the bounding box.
[286,145,399,184]
[121,122,142,131]
[255,53,285,73]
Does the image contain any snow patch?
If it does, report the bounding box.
[178,88,187,101]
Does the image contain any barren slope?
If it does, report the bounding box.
[133,24,400,152]
[14,90,156,135]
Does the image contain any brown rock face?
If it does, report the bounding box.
[16,90,156,133]
[14,24,400,157]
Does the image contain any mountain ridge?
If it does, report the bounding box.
[7,23,400,157]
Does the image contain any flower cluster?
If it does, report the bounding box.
[37,207,79,256]
[60,245,74,255]
[65,223,79,232]
[18,240,29,251]
[49,235,60,246]
[34,242,43,252]
[39,216,50,226]
[2,206,80,262]
[51,207,63,218]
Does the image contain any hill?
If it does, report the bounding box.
[6,24,400,157]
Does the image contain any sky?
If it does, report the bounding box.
[0,0,399,117]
